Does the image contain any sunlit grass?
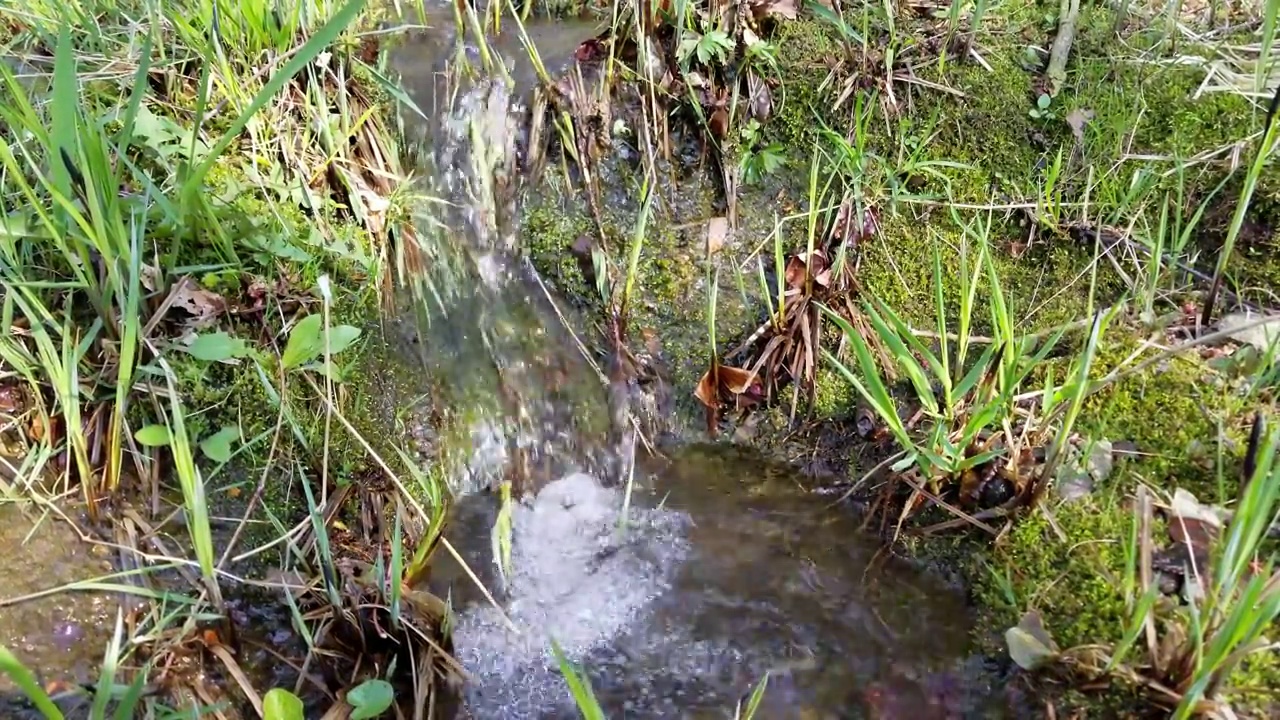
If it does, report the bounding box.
[0,0,440,711]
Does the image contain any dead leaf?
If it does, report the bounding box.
[1064,107,1094,144]
[694,368,718,408]
[574,38,608,63]
[140,263,162,292]
[854,407,876,438]
[784,251,831,290]
[355,184,391,238]
[694,363,762,409]
[828,199,878,249]
[746,71,772,122]
[719,365,758,394]
[1005,610,1059,671]
[749,0,799,21]
[169,277,227,329]
[1167,488,1223,573]
[0,384,26,416]
[709,107,729,139]
[706,217,729,255]
[1219,312,1280,351]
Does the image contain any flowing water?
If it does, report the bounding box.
[390,14,1024,720]
[390,12,616,496]
[432,446,1024,719]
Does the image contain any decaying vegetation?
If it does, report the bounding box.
[0,0,1278,717]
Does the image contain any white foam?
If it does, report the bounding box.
[450,472,689,718]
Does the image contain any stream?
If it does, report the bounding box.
[0,10,1024,719]
[390,12,1025,720]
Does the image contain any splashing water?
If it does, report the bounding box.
[391,14,615,497]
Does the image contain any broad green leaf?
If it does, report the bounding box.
[281,314,323,369]
[134,424,171,447]
[347,678,395,720]
[263,688,305,720]
[327,325,363,355]
[199,426,241,464]
[281,315,361,370]
[185,331,249,362]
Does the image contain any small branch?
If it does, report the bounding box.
[1046,0,1081,95]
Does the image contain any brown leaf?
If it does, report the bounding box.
[574,38,608,63]
[746,71,772,122]
[0,384,26,416]
[694,368,719,408]
[694,362,761,409]
[1064,107,1094,144]
[749,0,799,21]
[719,365,758,394]
[708,107,729,139]
[829,200,879,249]
[169,277,227,329]
[958,468,984,508]
[706,216,729,255]
[1167,488,1225,575]
[784,250,830,290]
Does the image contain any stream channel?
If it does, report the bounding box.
[388,11,1027,720]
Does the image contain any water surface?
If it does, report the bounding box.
[437,445,1020,719]
[0,503,116,707]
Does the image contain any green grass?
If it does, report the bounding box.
[0,0,465,713]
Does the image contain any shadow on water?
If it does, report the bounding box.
[432,444,1028,719]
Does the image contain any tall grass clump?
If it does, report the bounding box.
[1111,417,1280,717]
[0,0,457,711]
[820,207,1066,510]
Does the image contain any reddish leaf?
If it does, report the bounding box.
[784,250,830,290]
[694,368,719,408]
[694,363,760,408]
[0,384,26,415]
[718,365,758,394]
[574,38,608,63]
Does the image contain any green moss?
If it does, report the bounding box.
[1078,335,1243,502]
[769,19,848,149]
[915,52,1042,198]
[811,366,855,418]
[973,497,1134,652]
[523,195,596,302]
[966,486,1151,718]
